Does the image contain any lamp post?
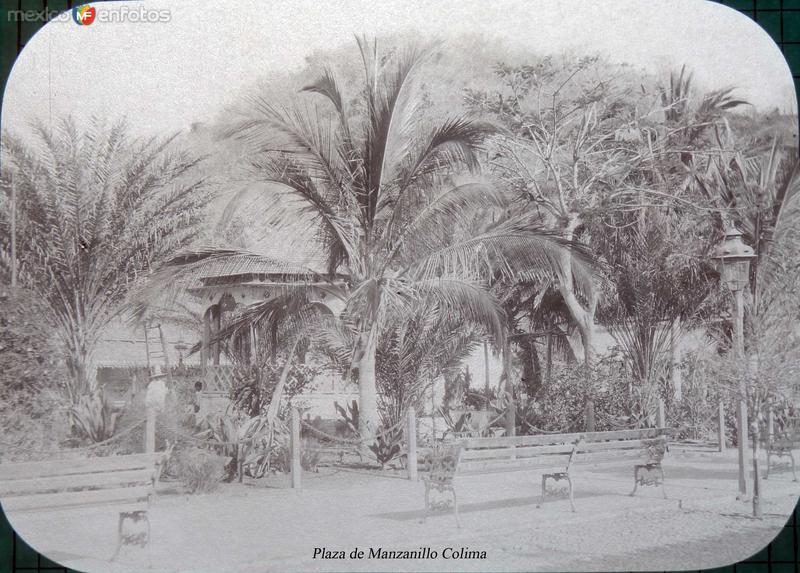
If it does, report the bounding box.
[174,338,188,369]
[711,225,756,501]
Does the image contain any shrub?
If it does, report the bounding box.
[334,400,359,435]
[0,287,70,459]
[525,359,651,433]
[68,389,122,443]
[176,447,230,493]
[368,428,403,469]
[230,359,318,417]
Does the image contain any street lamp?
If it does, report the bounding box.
[174,338,188,368]
[711,224,756,502]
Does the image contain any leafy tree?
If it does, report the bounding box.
[0,118,210,406]
[466,56,644,365]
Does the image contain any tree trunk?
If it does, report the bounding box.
[671,319,682,401]
[64,331,94,403]
[519,336,542,397]
[357,331,379,439]
[556,214,599,430]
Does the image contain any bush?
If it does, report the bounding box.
[176,447,230,493]
[368,428,403,469]
[230,359,318,417]
[68,389,122,443]
[524,359,652,433]
[0,287,71,459]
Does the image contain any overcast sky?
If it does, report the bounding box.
[2,0,795,137]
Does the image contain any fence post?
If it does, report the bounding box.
[657,399,666,428]
[291,407,301,490]
[145,406,156,454]
[407,407,418,482]
[718,401,726,452]
[506,400,516,437]
[506,399,516,460]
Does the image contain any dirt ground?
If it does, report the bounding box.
[5,447,799,573]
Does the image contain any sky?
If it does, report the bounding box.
[1,0,796,138]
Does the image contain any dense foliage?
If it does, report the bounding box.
[1,119,211,410]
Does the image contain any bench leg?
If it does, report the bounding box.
[110,510,150,561]
[422,482,430,523]
[659,464,667,499]
[630,466,640,497]
[451,487,461,529]
[566,474,576,513]
[111,513,125,561]
[537,474,547,508]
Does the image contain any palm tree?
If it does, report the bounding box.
[593,207,716,397]
[151,39,591,437]
[374,297,483,430]
[0,117,210,404]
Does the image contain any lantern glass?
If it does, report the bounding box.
[720,259,751,292]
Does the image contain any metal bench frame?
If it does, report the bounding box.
[630,438,668,498]
[422,443,463,527]
[537,438,583,512]
[0,451,169,560]
[420,428,669,525]
[765,436,799,482]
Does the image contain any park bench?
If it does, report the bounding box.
[765,425,800,481]
[0,452,169,559]
[421,428,669,525]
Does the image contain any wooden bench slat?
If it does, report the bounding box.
[0,454,160,480]
[461,443,575,460]
[578,438,664,454]
[458,455,571,474]
[573,450,648,465]
[457,428,665,449]
[0,468,155,497]
[1,485,152,512]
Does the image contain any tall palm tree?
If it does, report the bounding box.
[151,39,592,437]
[0,118,210,403]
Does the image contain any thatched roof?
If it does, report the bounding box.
[94,319,202,369]
[193,253,327,281]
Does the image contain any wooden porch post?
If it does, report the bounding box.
[212,304,221,366]
[201,307,211,373]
